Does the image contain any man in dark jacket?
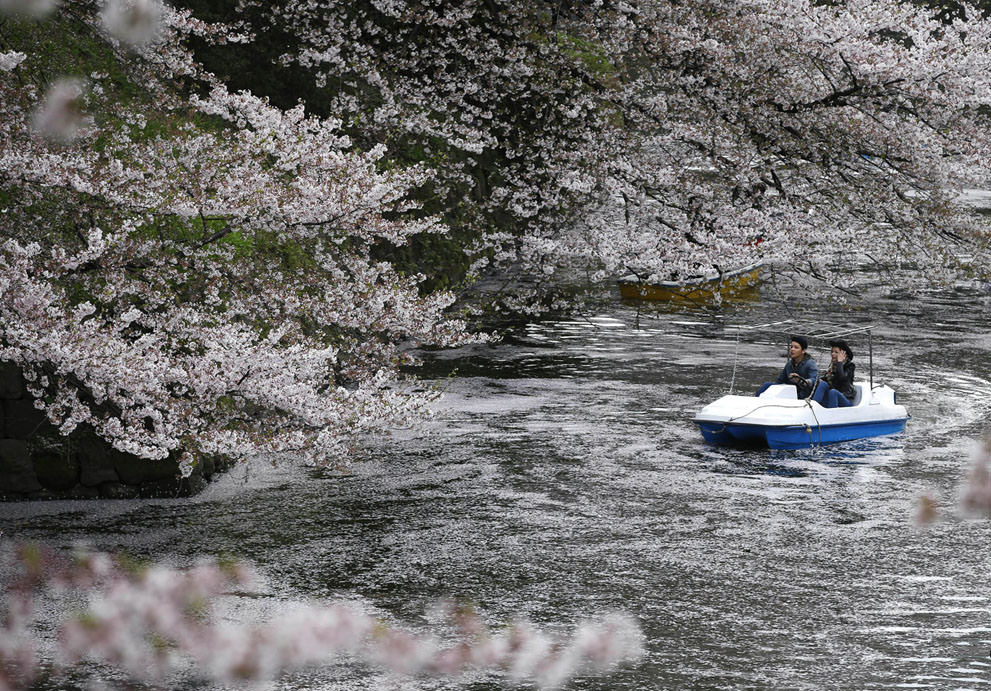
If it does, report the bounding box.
[812,339,856,407]
[756,335,818,399]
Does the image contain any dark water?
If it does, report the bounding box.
[3,288,991,689]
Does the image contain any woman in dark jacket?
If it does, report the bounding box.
[813,339,856,407]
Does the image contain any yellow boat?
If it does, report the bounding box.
[617,261,763,302]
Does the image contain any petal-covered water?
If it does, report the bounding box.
[3,290,991,689]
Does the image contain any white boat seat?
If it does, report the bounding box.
[850,383,865,407]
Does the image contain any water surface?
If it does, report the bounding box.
[3,290,991,689]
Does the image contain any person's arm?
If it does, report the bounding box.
[798,359,818,388]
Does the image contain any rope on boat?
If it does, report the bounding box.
[804,393,823,447]
[711,401,810,430]
[803,376,823,446]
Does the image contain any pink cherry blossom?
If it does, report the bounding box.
[100,0,162,47]
[31,79,90,141]
[0,0,58,17]
[0,546,644,689]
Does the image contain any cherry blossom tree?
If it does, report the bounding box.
[589,0,991,291]
[189,0,991,298]
[0,0,482,471]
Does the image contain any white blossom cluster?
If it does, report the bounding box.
[0,546,643,689]
[0,51,26,71]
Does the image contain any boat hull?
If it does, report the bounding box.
[618,262,762,302]
[696,417,909,450]
[693,383,908,449]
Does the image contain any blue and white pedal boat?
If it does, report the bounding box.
[693,382,909,450]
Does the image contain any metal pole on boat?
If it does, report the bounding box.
[728,327,740,394]
[869,329,873,389]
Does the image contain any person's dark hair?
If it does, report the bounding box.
[790,335,808,351]
[828,339,854,361]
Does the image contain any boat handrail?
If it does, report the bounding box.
[728,319,796,332]
[807,324,874,339]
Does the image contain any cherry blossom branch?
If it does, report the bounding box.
[0,545,644,689]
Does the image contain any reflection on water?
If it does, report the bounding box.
[3,292,991,689]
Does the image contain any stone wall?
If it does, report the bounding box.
[0,361,227,501]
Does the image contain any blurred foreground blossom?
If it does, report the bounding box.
[916,438,991,525]
[915,494,939,525]
[0,545,644,689]
[0,0,58,17]
[31,79,89,141]
[100,0,162,47]
[961,438,991,517]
